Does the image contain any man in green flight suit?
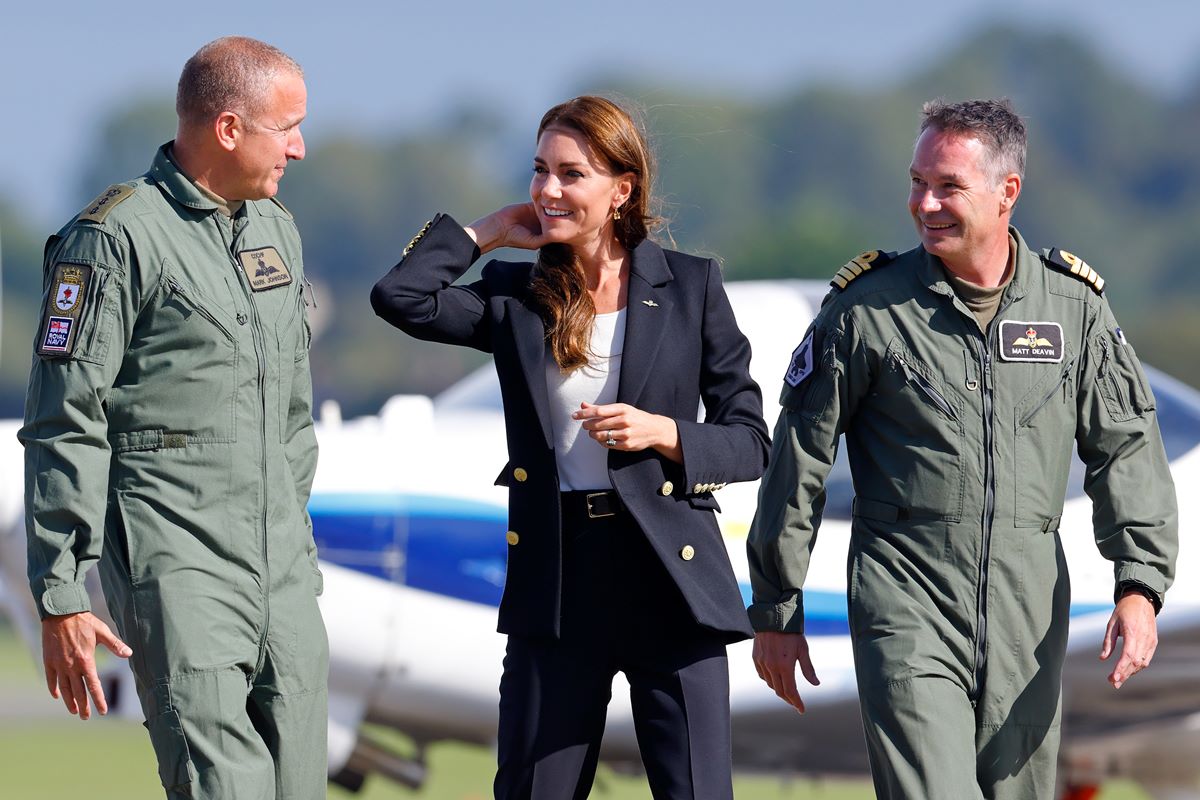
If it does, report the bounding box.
[21,37,327,799]
[747,98,1178,799]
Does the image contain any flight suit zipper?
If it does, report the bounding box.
[968,299,1011,703]
[218,215,273,671]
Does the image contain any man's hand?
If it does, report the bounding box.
[1099,590,1158,689]
[41,612,132,719]
[752,631,820,713]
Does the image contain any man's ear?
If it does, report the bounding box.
[213,111,242,153]
[1000,172,1021,213]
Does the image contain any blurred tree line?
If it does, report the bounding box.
[2,25,1198,419]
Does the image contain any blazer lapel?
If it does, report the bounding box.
[504,297,555,449]
[617,241,674,406]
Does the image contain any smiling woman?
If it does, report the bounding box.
[370,95,769,800]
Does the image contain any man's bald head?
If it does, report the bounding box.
[176,36,303,130]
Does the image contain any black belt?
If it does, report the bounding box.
[561,490,624,519]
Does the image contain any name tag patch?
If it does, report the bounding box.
[37,262,93,358]
[237,246,293,291]
[998,320,1064,363]
[785,331,815,386]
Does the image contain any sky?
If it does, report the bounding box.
[2,1,1198,227]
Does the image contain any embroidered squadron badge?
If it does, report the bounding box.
[785,331,815,386]
[237,246,293,291]
[998,320,1064,363]
[37,263,93,357]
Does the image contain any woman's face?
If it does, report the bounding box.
[530,126,631,251]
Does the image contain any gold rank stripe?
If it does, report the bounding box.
[831,250,883,290]
[1050,248,1106,295]
[403,219,435,257]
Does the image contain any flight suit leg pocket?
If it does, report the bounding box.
[144,704,199,794]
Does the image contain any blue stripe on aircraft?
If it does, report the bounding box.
[310,492,1113,636]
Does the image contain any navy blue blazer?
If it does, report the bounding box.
[371,215,768,641]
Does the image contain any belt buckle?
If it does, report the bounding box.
[586,492,615,519]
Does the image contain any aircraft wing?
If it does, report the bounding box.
[1059,605,1200,791]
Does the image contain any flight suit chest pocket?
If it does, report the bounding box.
[147,269,239,443]
[1013,350,1077,527]
[877,339,965,521]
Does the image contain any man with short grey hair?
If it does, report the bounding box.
[748,97,1177,798]
[22,36,326,799]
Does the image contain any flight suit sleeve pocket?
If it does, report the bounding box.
[37,259,119,364]
[144,707,199,791]
[781,327,839,422]
[1094,334,1154,423]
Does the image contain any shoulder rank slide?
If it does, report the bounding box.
[831,250,894,290]
[78,184,134,224]
[1045,248,1105,295]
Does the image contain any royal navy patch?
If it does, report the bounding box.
[998,320,1064,363]
[237,246,293,291]
[831,250,895,290]
[1044,248,1105,295]
[785,331,815,386]
[78,184,134,224]
[37,262,93,358]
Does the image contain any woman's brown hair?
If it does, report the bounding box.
[529,95,658,371]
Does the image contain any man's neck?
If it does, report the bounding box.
[942,232,1014,288]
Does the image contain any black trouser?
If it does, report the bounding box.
[494,491,734,800]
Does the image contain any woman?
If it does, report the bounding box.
[371,96,769,800]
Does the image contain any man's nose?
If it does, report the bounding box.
[287,128,306,161]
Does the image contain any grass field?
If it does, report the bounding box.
[0,621,1151,799]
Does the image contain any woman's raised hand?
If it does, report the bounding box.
[465,203,549,253]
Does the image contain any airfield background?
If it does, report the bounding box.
[0,2,1194,798]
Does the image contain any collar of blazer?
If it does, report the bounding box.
[507,239,676,452]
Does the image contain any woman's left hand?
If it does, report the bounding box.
[574,402,682,463]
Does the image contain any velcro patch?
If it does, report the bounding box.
[78,184,134,224]
[37,262,93,357]
[237,246,293,291]
[785,331,815,386]
[41,317,74,352]
[998,320,1064,363]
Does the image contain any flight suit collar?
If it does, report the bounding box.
[917,226,1032,306]
[148,142,223,215]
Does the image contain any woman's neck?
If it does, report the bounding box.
[577,240,629,314]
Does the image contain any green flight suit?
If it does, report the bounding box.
[747,228,1178,800]
[21,144,328,800]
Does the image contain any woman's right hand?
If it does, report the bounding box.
[465,203,549,253]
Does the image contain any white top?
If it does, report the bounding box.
[545,307,627,491]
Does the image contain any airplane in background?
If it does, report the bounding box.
[1,280,1198,800]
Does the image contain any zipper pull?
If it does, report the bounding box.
[303,275,319,309]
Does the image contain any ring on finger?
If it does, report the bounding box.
[605,433,617,447]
